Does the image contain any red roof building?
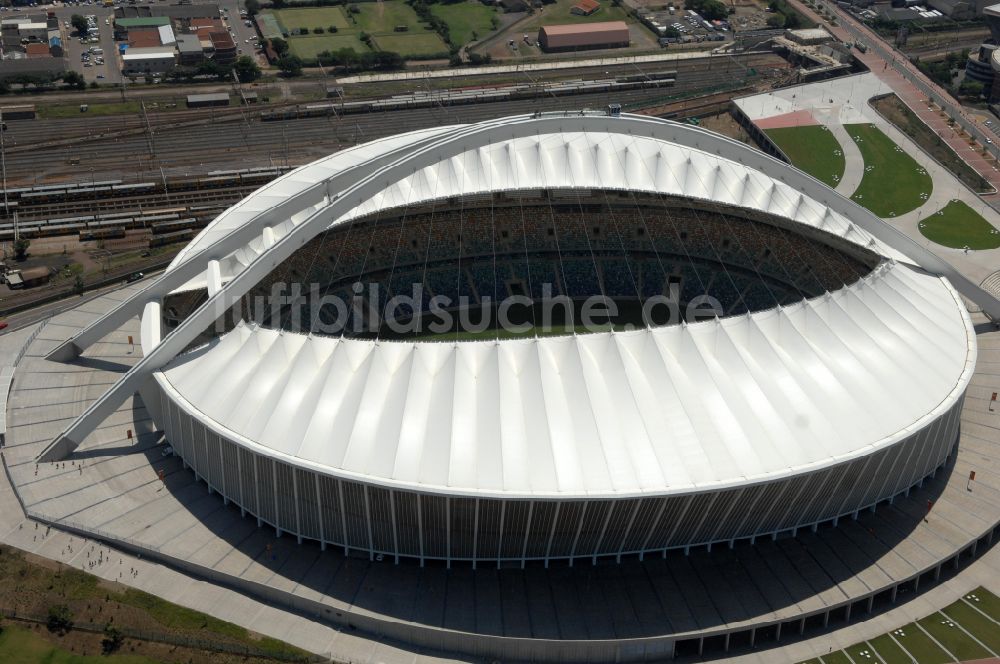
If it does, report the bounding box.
[571,0,601,16]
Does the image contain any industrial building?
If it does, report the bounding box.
[964,3,1000,100]
[537,20,629,52]
[112,3,234,70]
[121,47,176,75]
[186,92,231,108]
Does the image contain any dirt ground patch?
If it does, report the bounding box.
[0,543,313,663]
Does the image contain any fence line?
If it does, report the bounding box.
[0,605,329,662]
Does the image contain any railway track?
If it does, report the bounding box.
[2,53,789,186]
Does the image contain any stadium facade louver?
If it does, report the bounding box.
[41,113,982,566]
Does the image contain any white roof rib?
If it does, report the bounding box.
[157,261,975,499]
[167,129,910,293]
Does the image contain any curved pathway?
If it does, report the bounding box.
[826,119,865,196]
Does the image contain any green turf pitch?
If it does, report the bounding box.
[919,199,1000,250]
[845,123,933,218]
[372,32,449,57]
[763,125,846,189]
[287,34,369,59]
[429,1,497,46]
[271,7,351,32]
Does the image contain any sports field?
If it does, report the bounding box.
[799,587,1000,664]
[353,1,427,33]
[919,200,1000,250]
[288,34,369,60]
[267,1,448,59]
[429,0,497,46]
[764,125,846,189]
[270,7,351,32]
[846,123,933,218]
[372,32,449,58]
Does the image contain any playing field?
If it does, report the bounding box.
[267,2,444,60]
[846,123,933,218]
[764,125,846,189]
[919,199,1000,250]
[271,7,351,32]
[287,33,370,59]
[429,0,497,46]
[521,0,632,29]
[373,31,450,57]
[798,587,1000,664]
[353,1,427,34]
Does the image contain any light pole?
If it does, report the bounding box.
[0,109,7,219]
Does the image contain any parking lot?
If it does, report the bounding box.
[34,0,265,86]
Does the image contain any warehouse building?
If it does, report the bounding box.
[187,92,230,108]
[537,20,629,52]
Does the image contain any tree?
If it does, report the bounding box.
[70,14,89,37]
[14,237,29,261]
[270,37,289,57]
[233,56,261,83]
[73,274,85,296]
[244,0,261,16]
[766,12,785,28]
[101,625,124,654]
[276,55,304,77]
[62,70,86,90]
[46,605,73,635]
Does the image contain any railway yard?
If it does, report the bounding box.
[1,53,788,185]
[0,52,791,313]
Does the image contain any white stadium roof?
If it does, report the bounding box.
[158,261,973,498]
[167,125,909,293]
[147,116,977,500]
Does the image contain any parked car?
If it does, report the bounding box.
[125,272,144,283]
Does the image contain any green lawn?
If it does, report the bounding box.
[942,599,1000,653]
[965,587,1000,621]
[352,0,427,34]
[429,1,498,46]
[846,123,933,218]
[817,651,852,664]
[38,102,143,119]
[764,125,846,189]
[919,200,1000,250]
[288,33,369,59]
[521,0,632,28]
[797,588,1000,664]
[0,624,159,664]
[270,6,351,32]
[918,612,991,661]
[866,634,913,664]
[372,32,450,57]
[885,624,952,663]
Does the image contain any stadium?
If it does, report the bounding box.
[40,111,981,567]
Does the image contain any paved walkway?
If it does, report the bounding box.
[786,0,1000,197]
[735,73,1000,284]
[826,118,865,196]
[0,285,998,662]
